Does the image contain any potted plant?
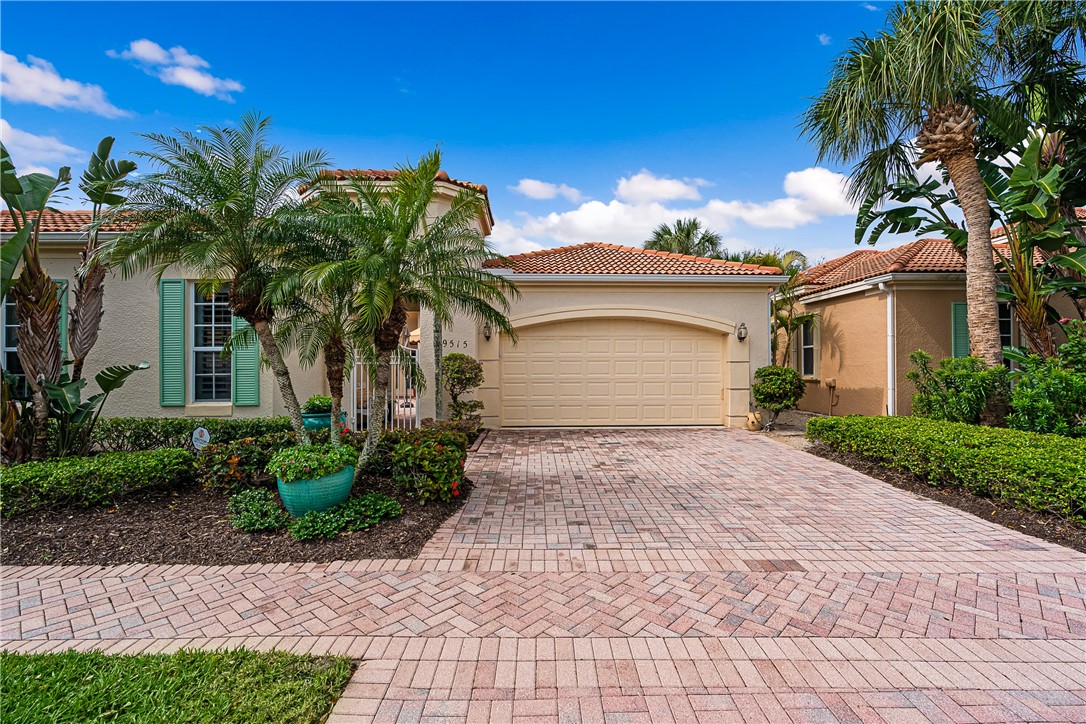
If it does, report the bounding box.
[266,443,356,516]
[300,395,346,431]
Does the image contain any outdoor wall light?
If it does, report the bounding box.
[483,323,492,341]
[737,322,748,342]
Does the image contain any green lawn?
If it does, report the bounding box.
[0,649,353,723]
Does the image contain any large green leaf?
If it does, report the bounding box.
[1,224,31,297]
[0,143,23,199]
[94,361,150,394]
[1050,247,1086,276]
[80,137,137,207]
[43,377,87,415]
[12,170,72,214]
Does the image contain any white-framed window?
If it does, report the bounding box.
[1,294,25,388]
[998,301,1015,368]
[191,287,232,402]
[800,319,816,377]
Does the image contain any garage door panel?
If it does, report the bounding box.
[501,318,724,426]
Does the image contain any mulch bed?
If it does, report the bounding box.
[0,475,471,567]
[810,443,1086,554]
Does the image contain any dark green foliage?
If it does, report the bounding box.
[1,448,194,517]
[421,417,482,444]
[907,350,1010,424]
[336,493,403,532]
[1007,324,1086,437]
[266,444,356,484]
[301,395,333,414]
[751,365,806,425]
[361,428,468,476]
[226,489,289,533]
[288,510,345,541]
[0,649,352,723]
[807,416,1086,523]
[441,353,485,424]
[392,434,467,504]
[94,416,294,453]
[198,432,297,493]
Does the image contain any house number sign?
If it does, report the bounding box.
[441,338,470,349]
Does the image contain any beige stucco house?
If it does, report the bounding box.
[2,170,787,430]
[788,220,1083,417]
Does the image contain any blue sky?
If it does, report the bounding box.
[2,1,896,263]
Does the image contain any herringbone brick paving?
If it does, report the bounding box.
[2,428,1084,722]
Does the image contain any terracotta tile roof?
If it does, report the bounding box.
[991,207,1085,238]
[798,236,1052,297]
[483,243,783,276]
[311,169,494,224]
[0,210,132,234]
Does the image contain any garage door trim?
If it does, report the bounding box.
[508,305,738,336]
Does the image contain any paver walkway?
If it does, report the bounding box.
[2,428,1084,722]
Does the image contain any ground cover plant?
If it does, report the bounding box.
[0,649,352,724]
[807,416,1086,524]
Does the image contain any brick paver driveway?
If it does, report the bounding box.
[2,428,1084,722]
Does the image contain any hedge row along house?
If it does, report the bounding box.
[788,208,1086,418]
[1,169,787,430]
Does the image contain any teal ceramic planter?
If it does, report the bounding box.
[301,411,347,432]
[277,465,354,517]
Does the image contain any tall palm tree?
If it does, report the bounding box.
[802,1,1004,365]
[644,218,724,259]
[104,112,328,441]
[726,248,808,274]
[305,149,517,457]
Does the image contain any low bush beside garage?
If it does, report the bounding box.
[806,416,1086,524]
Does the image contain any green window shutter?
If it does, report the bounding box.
[55,279,68,360]
[951,302,970,358]
[159,279,186,406]
[231,317,260,406]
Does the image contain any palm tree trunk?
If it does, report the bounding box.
[324,337,346,446]
[12,266,63,460]
[432,314,443,420]
[69,260,106,382]
[250,318,310,444]
[942,152,1002,366]
[362,306,407,460]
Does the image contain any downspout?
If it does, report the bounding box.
[767,289,774,366]
[877,282,896,416]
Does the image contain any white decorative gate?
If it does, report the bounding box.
[347,347,420,431]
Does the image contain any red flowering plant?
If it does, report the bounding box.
[266,443,356,484]
[391,434,467,504]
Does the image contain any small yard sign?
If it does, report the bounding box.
[191,426,211,450]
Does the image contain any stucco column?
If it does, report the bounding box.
[724,332,751,428]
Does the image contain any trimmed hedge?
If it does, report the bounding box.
[1,448,195,518]
[93,417,294,453]
[806,416,1086,523]
[362,428,469,477]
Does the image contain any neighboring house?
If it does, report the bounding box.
[789,215,1084,417]
[1,172,787,429]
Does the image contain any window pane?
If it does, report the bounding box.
[195,351,229,375]
[802,347,814,376]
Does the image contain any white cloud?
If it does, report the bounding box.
[108,39,244,101]
[0,52,130,118]
[509,178,583,203]
[0,120,81,169]
[614,169,708,204]
[861,3,879,10]
[490,166,857,254]
[818,33,833,46]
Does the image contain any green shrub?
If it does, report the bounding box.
[301,395,333,414]
[337,493,403,532]
[421,417,482,444]
[806,416,1086,523]
[1,448,195,517]
[226,488,289,532]
[441,353,485,424]
[752,365,806,427]
[1006,325,1086,438]
[94,417,293,453]
[361,428,469,476]
[198,432,297,493]
[906,350,1009,424]
[267,444,356,484]
[289,510,345,541]
[391,433,467,504]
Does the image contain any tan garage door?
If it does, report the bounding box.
[500,318,724,426]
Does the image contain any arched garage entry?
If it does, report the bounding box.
[498,306,739,427]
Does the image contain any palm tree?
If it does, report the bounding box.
[104,112,328,441]
[304,149,517,457]
[726,248,808,274]
[644,218,724,259]
[802,1,1004,365]
[267,225,364,444]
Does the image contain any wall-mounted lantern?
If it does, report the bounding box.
[483,323,492,341]
[737,322,748,342]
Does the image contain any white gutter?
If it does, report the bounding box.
[487,271,791,284]
[878,282,896,416]
[796,272,966,305]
